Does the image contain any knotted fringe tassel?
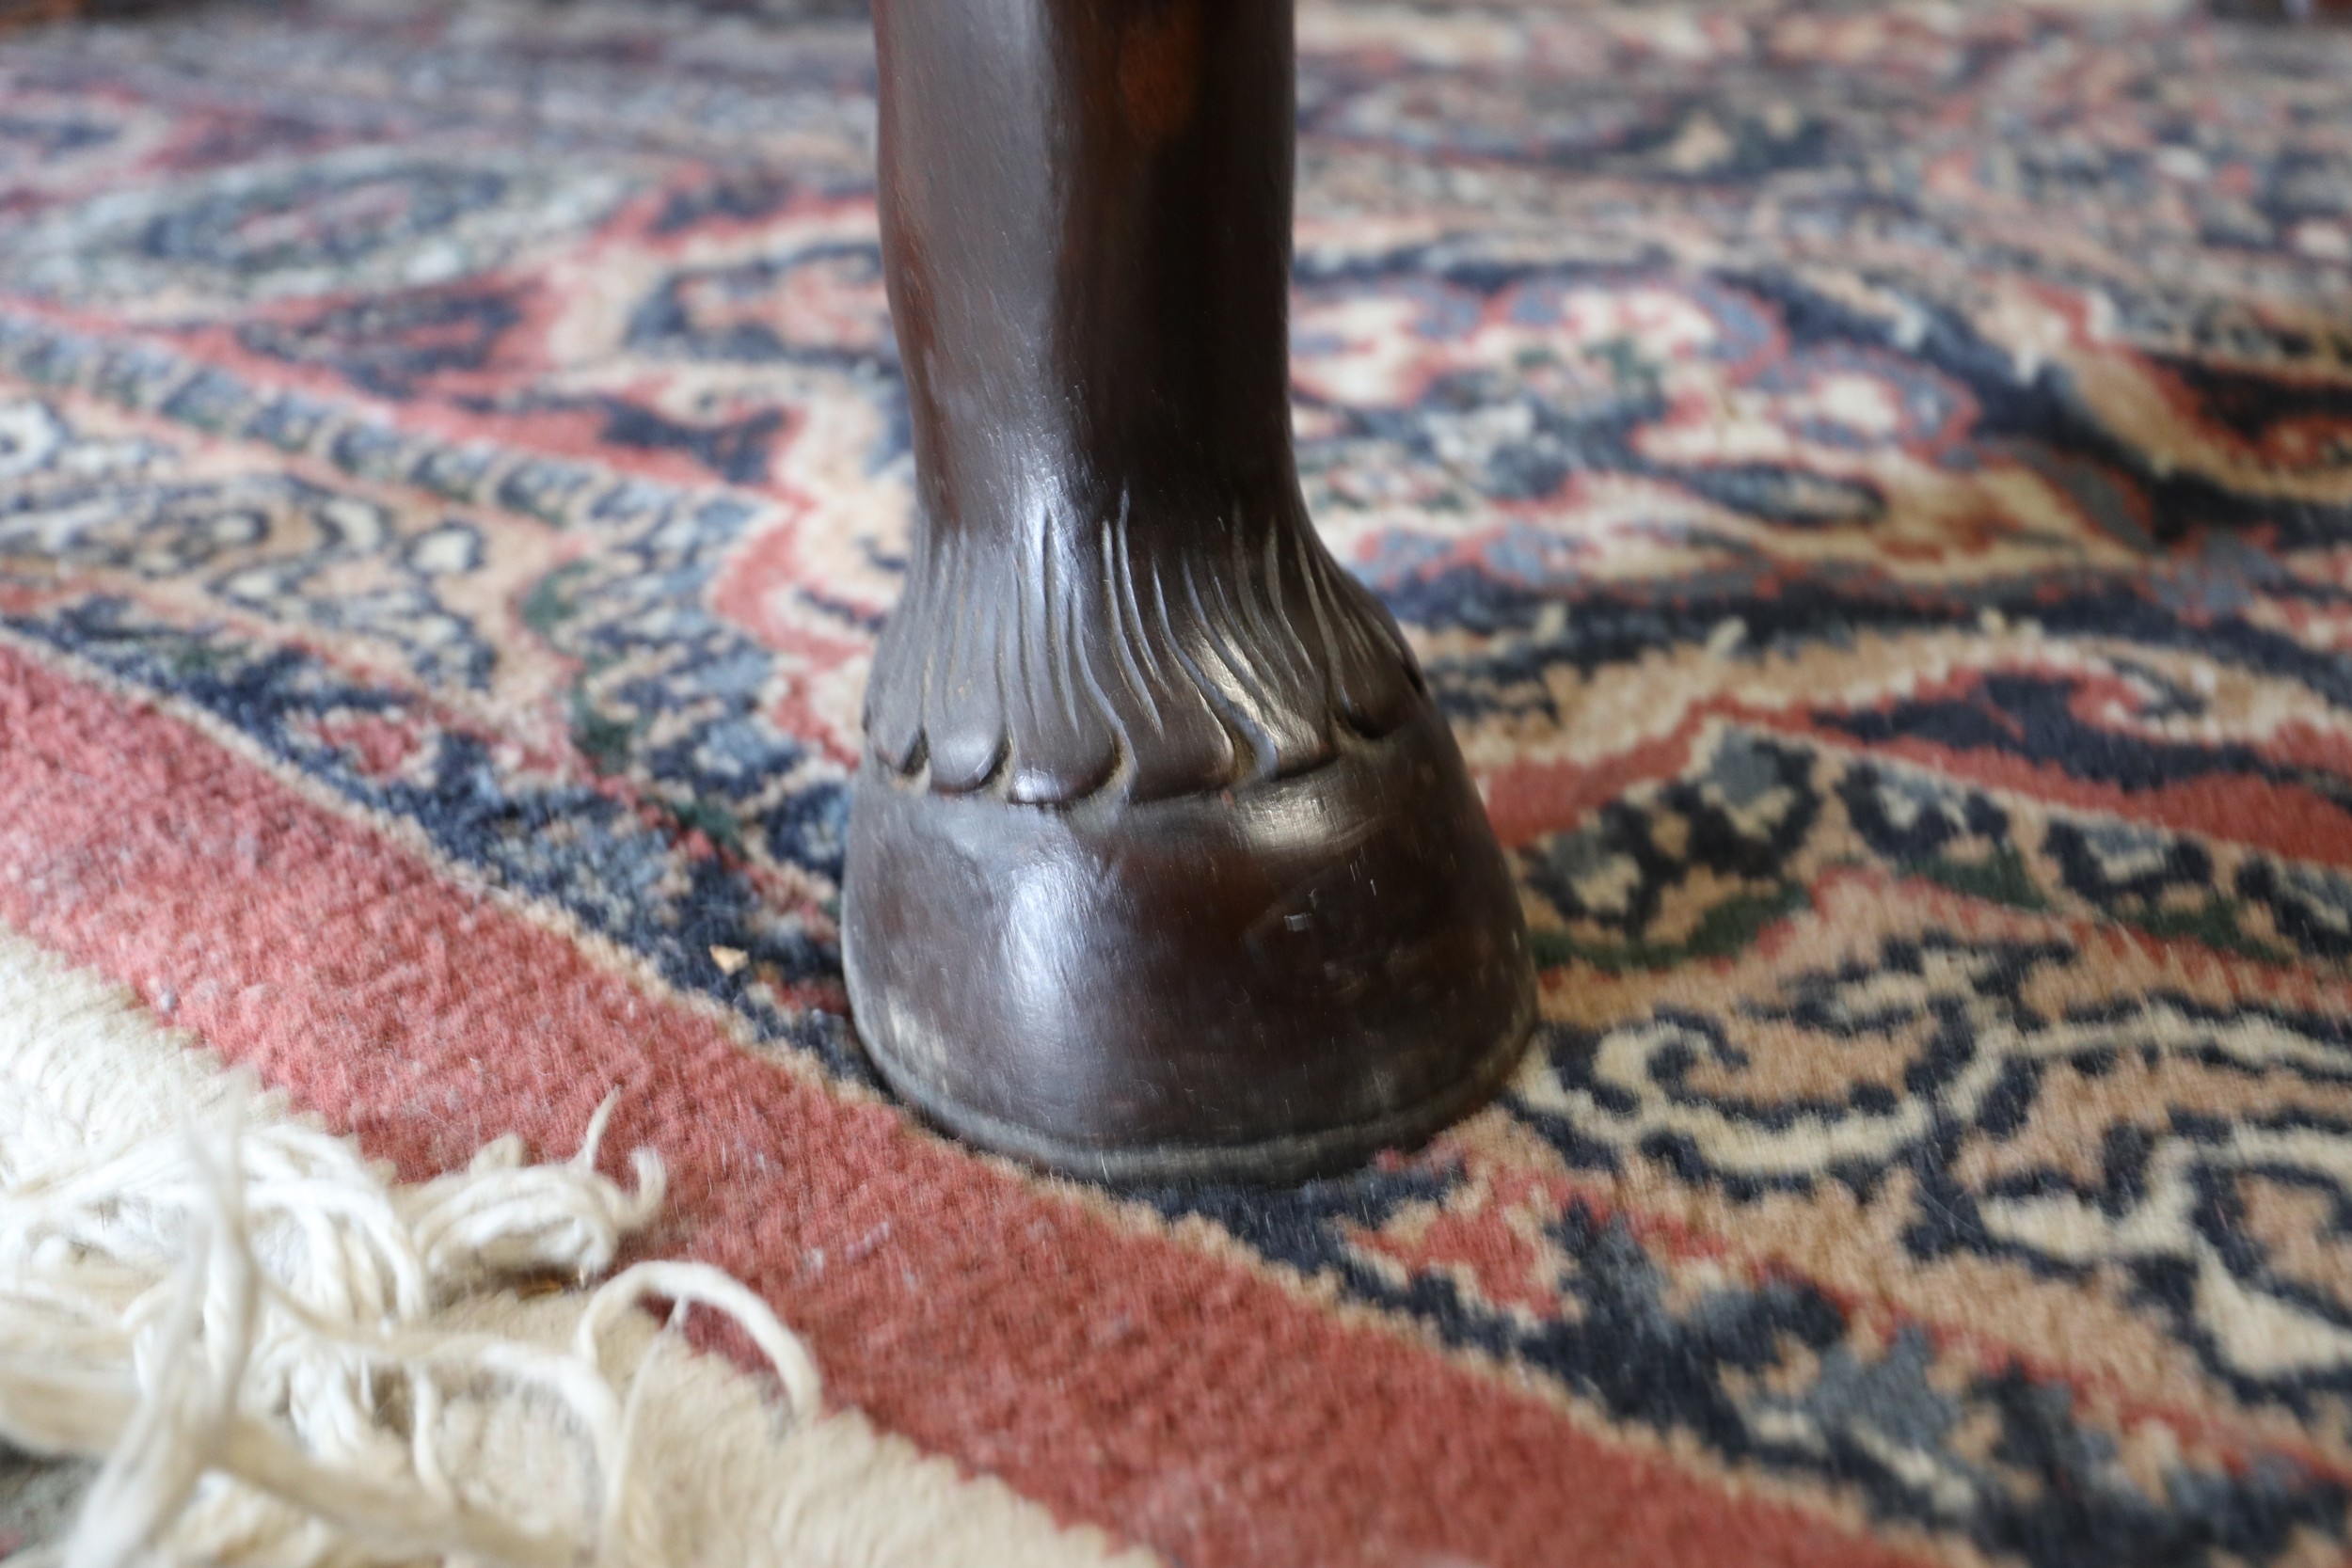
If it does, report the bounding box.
[0,1075,821,1568]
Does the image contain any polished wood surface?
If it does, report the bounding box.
[845,0,1535,1180]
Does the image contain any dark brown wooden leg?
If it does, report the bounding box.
[844,0,1535,1181]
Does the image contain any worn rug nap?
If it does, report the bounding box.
[3,0,2352,1563]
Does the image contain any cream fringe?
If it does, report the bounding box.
[0,994,818,1566]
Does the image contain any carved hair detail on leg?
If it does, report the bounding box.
[861,496,1422,804]
[1090,499,1237,801]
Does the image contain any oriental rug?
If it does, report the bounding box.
[3,1,2352,1563]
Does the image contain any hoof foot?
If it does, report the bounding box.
[843,704,1535,1183]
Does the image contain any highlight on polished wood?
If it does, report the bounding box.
[842,0,1536,1182]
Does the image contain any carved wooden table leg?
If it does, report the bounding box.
[844,0,1536,1181]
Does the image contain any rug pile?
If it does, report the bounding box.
[4,0,2352,1562]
